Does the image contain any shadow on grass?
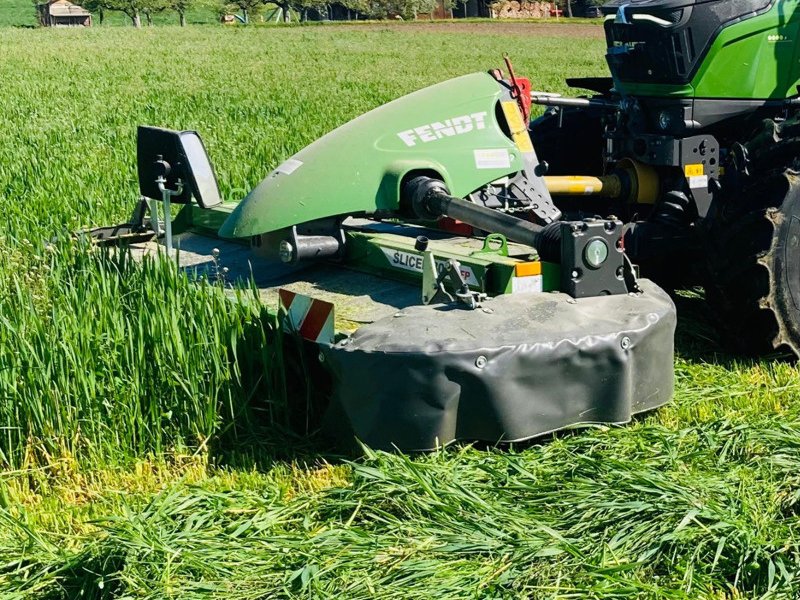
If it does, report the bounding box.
[25,548,125,600]
[208,321,354,471]
[671,288,793,367]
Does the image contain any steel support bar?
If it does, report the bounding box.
[544,175,624,197]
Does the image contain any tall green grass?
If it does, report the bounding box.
[0,240,280,468]
[1,24,799,599]
[4,407,800,597]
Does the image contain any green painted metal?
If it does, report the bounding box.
[343,229,560,296]
[219,72,524,239]
[347,231,498,293]
[616,0,800,100]
[177,201,560,296]
[472,233,510,258]
[174,202,238,238]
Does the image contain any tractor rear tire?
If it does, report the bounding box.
[705,168,800,356]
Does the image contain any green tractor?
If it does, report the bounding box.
[530,0,800,354]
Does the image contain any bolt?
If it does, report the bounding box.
[475,355,488,369]
[278,240,294,264]
[621,336,631,350]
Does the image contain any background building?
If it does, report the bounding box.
[37,0,92,27]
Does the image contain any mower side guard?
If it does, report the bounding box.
[82,126,222,248]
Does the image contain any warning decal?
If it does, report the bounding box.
[688,175,709,189]
[474,149,512,170]
[684,163,704,177]
[278,289,335,345]
[512,276,543,294]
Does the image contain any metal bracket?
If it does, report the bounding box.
[471,233,509,257]
[277,218,346,264]
[507,176,563,224]
[157,176,184,257]
[77,197,158,247]
[422,252,486,310]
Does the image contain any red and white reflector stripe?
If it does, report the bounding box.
[278,289,335,345]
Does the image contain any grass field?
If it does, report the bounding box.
[1,22,800,599]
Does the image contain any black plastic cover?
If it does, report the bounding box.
[602,0,774,85]
[321,279,676,451]
[137,126,222,207]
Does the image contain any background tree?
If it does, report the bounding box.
[340,0,374,20]
[169,0,196,25]
[294,0,328,22]
[224,0,263,22]
[101,0,161,26]
[453,0,468,18]
[267,0,300,23]
[72,0,111,24]
[142,0,170,25]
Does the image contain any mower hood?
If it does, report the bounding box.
[219,72,525,239]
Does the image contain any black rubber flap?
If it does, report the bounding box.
[321,280,676,451]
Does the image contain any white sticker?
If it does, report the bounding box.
[274,158,303,176]
[474,149,512,170]
[381,248,479,286]
[688,175,708,189]
[512,276,543,294]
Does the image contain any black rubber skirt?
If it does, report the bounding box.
[320,279,676,451]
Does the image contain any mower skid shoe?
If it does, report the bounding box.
[321,279,676,451]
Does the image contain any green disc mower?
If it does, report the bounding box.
[89,0,800,449]
[87,62,677,450]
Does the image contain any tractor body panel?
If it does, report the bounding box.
[603,0,800,100]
